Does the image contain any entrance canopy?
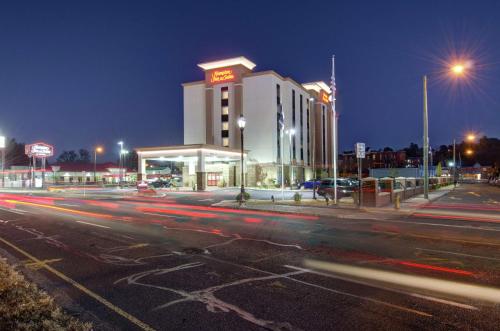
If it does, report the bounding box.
[135,144,247,190]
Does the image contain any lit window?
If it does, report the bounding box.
[222,122,229,130]
[221,89,229,100]
[222,106,229,115]
[222,137,229,147]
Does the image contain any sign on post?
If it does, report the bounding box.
[25,142,54,158]
[355,142,365,207]
[356,142,366,159]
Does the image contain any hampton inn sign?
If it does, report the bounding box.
[210,68,235,84]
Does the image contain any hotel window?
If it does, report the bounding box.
[292,90,296,160]
[221,87,229,147]
[300,95,304,162]
[276,84,281,162]
[322,106,326,164]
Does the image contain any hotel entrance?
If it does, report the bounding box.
[136,144,247,191]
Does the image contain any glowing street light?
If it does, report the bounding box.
[423,59,469,198]
[466,134,476,142]
[94,146,104,183]
[465,149,474,156]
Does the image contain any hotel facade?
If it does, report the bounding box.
[137,56,335,190]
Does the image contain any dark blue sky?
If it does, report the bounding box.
[1,0,499,160]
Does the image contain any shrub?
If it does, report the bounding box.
[236,192,251,202]
[293,192,302,202]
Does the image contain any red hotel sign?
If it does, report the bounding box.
[210,68,235,84]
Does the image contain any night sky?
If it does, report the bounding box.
[1,0,500,160]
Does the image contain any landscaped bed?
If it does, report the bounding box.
[0,257,91,331]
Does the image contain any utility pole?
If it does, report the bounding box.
[423,75,429,199]
[331,55,338,204]
[453,139,457,187]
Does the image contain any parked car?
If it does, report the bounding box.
[151,179,171,188]
[317,178,357,199]
[298,179,322,189]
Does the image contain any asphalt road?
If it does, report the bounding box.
[0,184,499,330]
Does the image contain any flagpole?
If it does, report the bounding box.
[331,55,338,204]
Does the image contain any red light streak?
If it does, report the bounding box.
[396,261,474,276]
[135,202,319,220]
[137,207,217,219]
[244,217,263,223]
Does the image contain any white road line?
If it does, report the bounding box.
[0,207,28,215]
[416,247,500,262]
[58,203,80,207]
[76,221,111,229]
[143,212,184,219]
[284,265,478,311]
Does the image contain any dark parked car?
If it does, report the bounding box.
[317,178,357,199]
[151,179,171,188]
[298,179,322,189]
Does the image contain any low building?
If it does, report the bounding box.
[137,56,336,190]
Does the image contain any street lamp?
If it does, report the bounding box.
[117,141,124,185]
[0,136,5,188]
[94,146,103,183]
[237,114,246,202]
[465,149,473,156]
[423,61,468,199]
[309,98,317,199]
[286,128,295,188]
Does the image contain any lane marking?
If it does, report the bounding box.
[143,212,184,219]
[58,203,81,207]
[24,258,62,270]
[201,255,432,317]
[0,235,155,331]
[4,200,113,219]
[76,221,111,229]
[373,218,500,232]
[0,207,28,215]
[284,265,477,310]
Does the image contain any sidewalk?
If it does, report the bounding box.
[214,186,456,220]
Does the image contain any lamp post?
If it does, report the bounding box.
[423,62,468,199]
[309,98,317,199]
[117,141,124,185]
[286,128,295,189]
[94,146,103,183]
[0,136,5,188]
[237,114,246,202]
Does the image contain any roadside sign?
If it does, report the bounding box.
[25,142,54,158]
[356,142,365,159]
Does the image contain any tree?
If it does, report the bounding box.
[77,149,91,163]
[383,147,394,152]
[122,151,138,171]
[404,143,421,157]
[436,162,442,177]
[57,150,78,163]
[5,138,29,167]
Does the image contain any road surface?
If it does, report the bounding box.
[0,183,499,330]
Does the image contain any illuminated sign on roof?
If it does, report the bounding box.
[210,68,235,84]
[321,91,330,103]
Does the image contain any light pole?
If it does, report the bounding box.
[423,62,468,199]
[0,136,5,188]
[94,146,103,183]
[286,128,295,189]
[117,141,124,185]
[309,98,317,199]
[237,114,246,202]
[423,75,429,199]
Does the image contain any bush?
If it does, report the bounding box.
[236,192,251,202]
[293,192,302,202]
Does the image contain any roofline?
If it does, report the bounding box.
[197,56,257,71]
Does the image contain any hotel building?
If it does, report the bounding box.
[136,56,335,190]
